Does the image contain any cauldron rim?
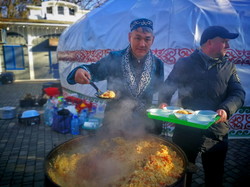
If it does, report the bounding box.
[44,134,188,187]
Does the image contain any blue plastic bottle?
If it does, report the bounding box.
[71,115,80,135]
[85,105,100,129]
[78,109,87,127]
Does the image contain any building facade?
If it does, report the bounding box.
[0,1,88,81]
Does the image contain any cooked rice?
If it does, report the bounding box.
[48,137,184,187]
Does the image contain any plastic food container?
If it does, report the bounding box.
[163,106,183,112]
[18,110,41,126]
[173,109,195,120]
[21,110,40,118]
[195,110,218,121]
[147,108,172,117]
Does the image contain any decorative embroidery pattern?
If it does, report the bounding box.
[121,46,153,98]
[130,19,153,31]
[228,107,250,138]
[58,49,111,63]
[58,48,250,65]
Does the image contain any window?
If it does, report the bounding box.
[3,45,25,70]
[58,6,64,15]
[69,8,75,15]
[47,7,53,14]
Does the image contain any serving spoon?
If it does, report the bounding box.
[88,80,104,98]
[88,78,115,99]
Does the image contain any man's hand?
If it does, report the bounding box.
[75,69,91,84]
[159,103,168,109]
[215,109,228,123]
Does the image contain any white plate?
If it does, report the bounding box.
[186,115,213,125]
[147,108,172,117]
[163,106,183,111]
[195,110,217,121]
[146,108,162,113]
[197,110,217,116]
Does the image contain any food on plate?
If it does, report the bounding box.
[99,90,116,98]
[48,137,184,187]
[175,110,193,114]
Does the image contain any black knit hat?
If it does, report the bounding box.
[200,26,239,45]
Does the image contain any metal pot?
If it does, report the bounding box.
[44,134,188,187]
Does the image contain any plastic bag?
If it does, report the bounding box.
[51,109,72,134]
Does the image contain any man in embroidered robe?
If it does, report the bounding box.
[67,18,164,135]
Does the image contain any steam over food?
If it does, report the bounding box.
[99,90,116,98]
[48,137,184,187]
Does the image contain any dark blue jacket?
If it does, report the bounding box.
[159,49,245,139]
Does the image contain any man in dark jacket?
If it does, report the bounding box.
[67,18,164,135]
[159,26,245,187]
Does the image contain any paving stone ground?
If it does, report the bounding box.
[0,81,249,187]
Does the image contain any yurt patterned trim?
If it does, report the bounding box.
[229,107,250,138]
[58,48,250,65]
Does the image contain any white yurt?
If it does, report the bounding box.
[57,0,250,138]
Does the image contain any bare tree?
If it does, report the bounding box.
[0,0,40,18]
[65,0,108,10]
[0,0,108,18]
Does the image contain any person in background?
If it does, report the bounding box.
[159,26,245,186]
[67,18,164,135]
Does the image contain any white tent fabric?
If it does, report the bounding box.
[58,0,250,106]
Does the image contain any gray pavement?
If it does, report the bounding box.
[0,81,249,187]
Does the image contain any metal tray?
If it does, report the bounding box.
[0,106,16,119]
[147,112,220,129]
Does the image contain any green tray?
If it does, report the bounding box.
[147,113,220,129]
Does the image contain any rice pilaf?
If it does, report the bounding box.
[48,137,184,187]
